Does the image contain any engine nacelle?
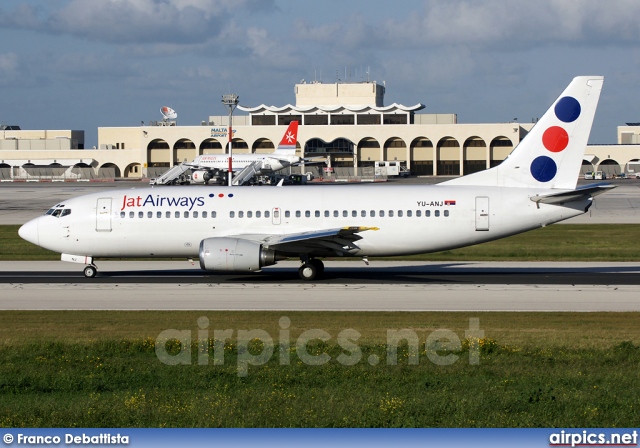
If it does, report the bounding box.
[199,237,282,272]
[191,170,211,184]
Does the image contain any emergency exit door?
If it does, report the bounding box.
[475,197,489,231]
[96,198,112,232]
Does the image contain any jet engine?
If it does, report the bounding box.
[191,170,212,184]
[199,237,285,272]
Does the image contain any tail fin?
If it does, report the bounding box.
[275,121,298,155]
[443,76,604,189]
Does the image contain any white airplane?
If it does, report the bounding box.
[187,121,306,184]
[19,76,612,280]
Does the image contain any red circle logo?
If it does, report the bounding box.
[542,126,569,153]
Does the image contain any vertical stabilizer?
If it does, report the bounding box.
[443,76,603,189]
[275,121,299,155]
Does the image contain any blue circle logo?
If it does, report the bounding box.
[554,96,581,123]
[530,156,557,182]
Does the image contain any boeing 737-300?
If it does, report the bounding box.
[19,76,612,280]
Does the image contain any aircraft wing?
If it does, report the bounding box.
[530,184,616,205]
[229,226,379,256]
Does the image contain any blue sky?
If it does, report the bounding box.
[2,0,640,147]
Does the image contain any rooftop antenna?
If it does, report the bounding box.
[367,66,370,82]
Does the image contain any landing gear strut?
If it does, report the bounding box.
[298,259,324,281]
[83,264,98,278]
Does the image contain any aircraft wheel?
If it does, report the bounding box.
[298,263,318,281]
[83,265,97,278]
[309,259,324,275]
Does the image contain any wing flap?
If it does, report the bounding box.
[226,226,379,256]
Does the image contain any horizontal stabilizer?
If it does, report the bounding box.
[530,183,615,205]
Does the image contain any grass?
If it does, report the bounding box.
[2,224,640,261]
[1,311,640,427]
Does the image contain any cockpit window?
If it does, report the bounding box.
[48,207,71,218]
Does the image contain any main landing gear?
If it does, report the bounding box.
[83,264,98,278]
[298,258,324,281]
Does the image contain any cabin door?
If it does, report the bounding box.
[272,207,281,225]
[96,198,112,232]
[475,197,489,231]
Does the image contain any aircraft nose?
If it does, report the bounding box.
[18,218,39,246]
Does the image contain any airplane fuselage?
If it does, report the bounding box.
[26,184,588,259]
[192,154,298,174]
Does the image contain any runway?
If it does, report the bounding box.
[2,181,640,312]
[2,261,639,311]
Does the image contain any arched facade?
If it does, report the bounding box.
[253,138,275,154]
[125,162,142,178]
[173,139,196,164]
[463,136,487,175]
[597,158,621,176]
[357,138,381,166]
[437,137,460,176]
[98,163,121,179]
[490,136,514,168]
[383,137,407,162]
[199,139,223,155]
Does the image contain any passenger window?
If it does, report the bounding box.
[398,210,403,217]
[247,211,253,218]
[379,210,385,217]
[129,211,134,218]
[285,211,290,218]
[166,211,171,218]
[370,210,375,217]
[239,211,244,218]
[147,211,152,218]
[416,210,421,217]
[305,211,311,218]
[256,211,261,218]
[120,211,125,218]
[202,211,208,218]
[352,210,357,217]
[425,210,431,217]
[184,211,189,218]
[324,210,330,218]
[435,210,440,217]
[444,210,449,217]
[265,211,270,218]
[138,211,143,218]
[334,210,339,217]
[61,209,71,217]
[315,211,320,218]
[389,210,394,217]
[193,211,199,218]
[343,210,348,217]
[157,211,162,218]
[175,211,180,218]
[230,211,235,218]
[407,210,412,217]
[361,210,366,217]
[296,211,301,218]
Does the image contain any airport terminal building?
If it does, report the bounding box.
[2,82,640,180]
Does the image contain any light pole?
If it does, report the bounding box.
[222,93,239,186]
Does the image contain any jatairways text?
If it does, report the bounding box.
[121,194,205,211]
